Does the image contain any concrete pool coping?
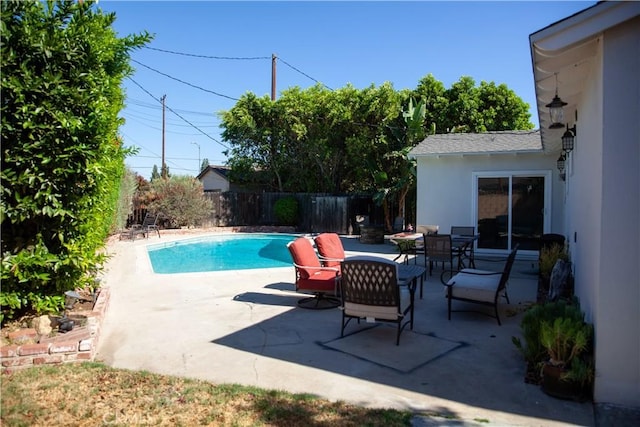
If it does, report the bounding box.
[96,229,596,426]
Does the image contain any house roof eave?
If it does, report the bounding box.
[410,149,545,159]
[530,1,640,150]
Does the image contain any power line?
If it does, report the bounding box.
[127,77,230,149]
[144,46,270,61]
[277,56,333,91]
[139,47,331,94]
[131,59,239,101]
[124,111,219,128]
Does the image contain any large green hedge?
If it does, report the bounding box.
[0,0,150,320]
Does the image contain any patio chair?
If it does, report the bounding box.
[451,226,476,269]
[131,212,161,239]
[424,234,454,283]
[444,244,519,325]
[314,232,344,271]
[287,237,340,309]
[340,256,414,345]
[411,225,439,265]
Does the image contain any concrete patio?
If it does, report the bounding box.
[96,232,595,426]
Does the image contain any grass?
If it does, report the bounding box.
[1,362,413,426]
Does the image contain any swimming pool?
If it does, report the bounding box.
[147,233,298,274]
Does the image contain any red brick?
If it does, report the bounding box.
[33,355,63,365]
[0,345,19,358]
[2,357,33,367]
[8,328,37,344]
[75,352,93,360]
[18,343,50,356]
[49,341,78,354]
[39,327,90,344]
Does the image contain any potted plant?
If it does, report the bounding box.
[538,300,594,401]
[512,299,571,384]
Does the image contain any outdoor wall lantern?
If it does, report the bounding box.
[557,152,566,181]
[546,74,567,129]
[562,124,576,153]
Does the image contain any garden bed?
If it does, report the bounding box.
[0,288,110,372]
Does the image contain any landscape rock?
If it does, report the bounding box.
[31,315,53,336]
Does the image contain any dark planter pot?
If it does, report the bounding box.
[541,364,591,402]
[359,225,385,244]
[537,276,550,303]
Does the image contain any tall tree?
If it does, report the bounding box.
[200,158,210,173]
[440,76,532,133]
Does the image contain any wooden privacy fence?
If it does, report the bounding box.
[202,192,390,234]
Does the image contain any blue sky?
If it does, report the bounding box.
[99,1,596,179]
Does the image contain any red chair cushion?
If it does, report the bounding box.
[288,237,321,279]
[297,270,338,293]
[314,233,345,268]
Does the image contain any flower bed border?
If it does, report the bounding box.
[0,288,110,372]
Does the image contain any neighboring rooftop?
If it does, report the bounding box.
[409,130,542,157]
[196,165,230,181]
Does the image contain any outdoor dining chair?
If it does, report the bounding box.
[451,226,476,269]
[444,244,519,325]
[424,234,454,283]
[411,225,439,265]
[340,256,414,345]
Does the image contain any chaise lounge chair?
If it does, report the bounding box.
[131,212,161,240]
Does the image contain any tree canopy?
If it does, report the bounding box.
[220,74,533,196]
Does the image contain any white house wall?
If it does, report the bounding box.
[564,17,640,407]
[415,152,564,251]
[201,171,229,192]
[566,40,603,325]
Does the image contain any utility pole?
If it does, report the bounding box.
[271,54,276,101]
[191,141,201,174]
[161,94,167,178]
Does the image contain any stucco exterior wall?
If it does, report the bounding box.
[415,151,564,256]
[594,18,640,407]
[566,41,603,326]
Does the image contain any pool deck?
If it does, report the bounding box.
[96,230,598,426]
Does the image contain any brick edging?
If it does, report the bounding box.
[1,287,110,372]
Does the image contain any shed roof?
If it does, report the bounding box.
[409,130,542,157]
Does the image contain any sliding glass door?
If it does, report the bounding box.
[474,172,551,252]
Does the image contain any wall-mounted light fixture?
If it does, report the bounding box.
[557,152,566,181]
[562,124,576,153]
[546,74,567,129]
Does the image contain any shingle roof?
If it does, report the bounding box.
[409,130,542,157]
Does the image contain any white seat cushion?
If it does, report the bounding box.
[445,269,501,303]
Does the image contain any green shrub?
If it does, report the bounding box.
[0,0,150,320]
[512,298,579,368]
[513,297,593,388]
[274,196,299,225]
[148,176,213,228]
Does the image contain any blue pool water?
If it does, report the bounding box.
[147,233,298,274]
